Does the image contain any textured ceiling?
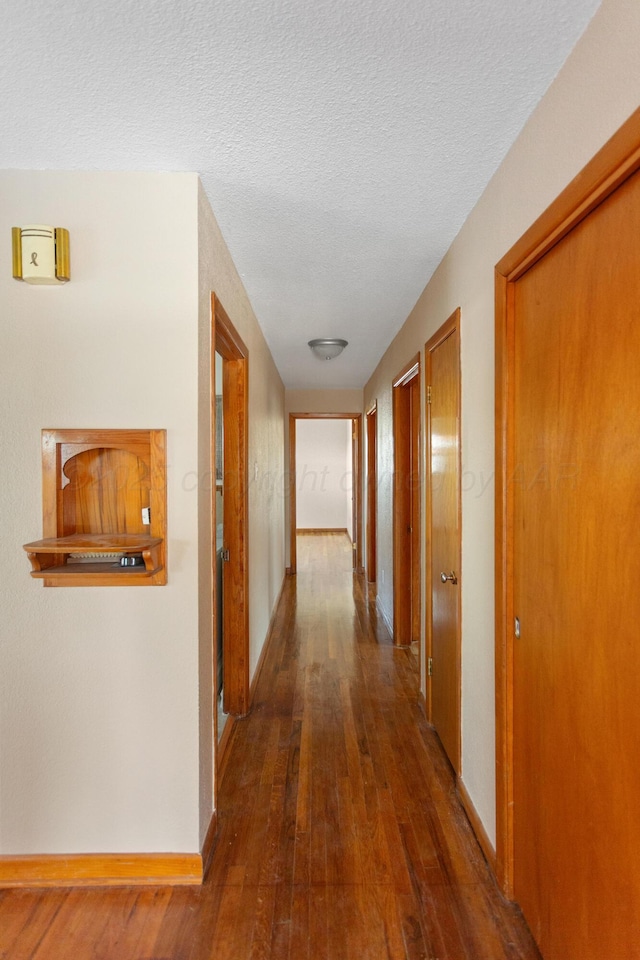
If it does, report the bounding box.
[2,0,601,388]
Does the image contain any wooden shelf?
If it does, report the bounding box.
[24,429,167,587]
[23,534,163,582]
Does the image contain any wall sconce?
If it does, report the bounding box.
[308,338,348,360]
[12,226,70,284]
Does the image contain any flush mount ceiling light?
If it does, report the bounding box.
[308,338,348,361]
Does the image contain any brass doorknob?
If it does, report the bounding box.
[440,571,458,584]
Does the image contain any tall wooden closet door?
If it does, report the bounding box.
[512,167,640,959]
[427,318,461,773]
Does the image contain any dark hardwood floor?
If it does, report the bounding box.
[0,533,540,960]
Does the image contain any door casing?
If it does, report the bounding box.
[392,356,421,646]
[212,293,249,722]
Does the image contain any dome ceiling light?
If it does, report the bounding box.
[308,338,348,361]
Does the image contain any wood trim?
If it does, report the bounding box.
[288,412,363,577]
[376,595,394,640]
[456,778,497,875]
[418,689,427,717]
[392,355,421,645]
[212,293,249,359]
[291,412,362,419]
[217,715,237,785]
[495,269,515,896]
[494,106,640,899]
[201,811,218,881]
[249,575,287,707]
[296,528,349,536]
[0,853,203,888]
[497,107,640,282]
[212,292,249,719]
[393,353,421,388]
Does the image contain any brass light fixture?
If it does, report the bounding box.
[12,225,70,284]
[308,338,348,360]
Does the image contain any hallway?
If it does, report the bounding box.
[0,534,540,959]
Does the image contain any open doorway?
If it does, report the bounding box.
[212,293,249,763]
[392,355,421,648]
[288,413,362,576]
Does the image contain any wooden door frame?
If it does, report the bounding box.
[425,309,461,764]
[366,402,377,583]
[392,355,421,646]
[288,412,362,576]
[212,293,249,721]
[495,107,640,897]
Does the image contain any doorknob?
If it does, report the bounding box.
[440,571,458,584]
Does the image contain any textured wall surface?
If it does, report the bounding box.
[0,0,601,390]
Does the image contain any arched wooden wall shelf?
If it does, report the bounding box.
[23,428,167,586]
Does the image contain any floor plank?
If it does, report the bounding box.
[0,533,540,960]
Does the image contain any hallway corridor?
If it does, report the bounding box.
[0,534,540,959]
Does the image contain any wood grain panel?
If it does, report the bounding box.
[513,166,640,960]
[495,106,640,956]
[425,312,461,773]
[495,105,640,901]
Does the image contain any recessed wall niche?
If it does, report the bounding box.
[23,428,167,586]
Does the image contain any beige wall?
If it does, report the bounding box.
[285,389,364,415]
[0,171,201,854]
[296,419,353,533]
[364,0,640,848]
[198,184,285,844]
[0,171,286,858]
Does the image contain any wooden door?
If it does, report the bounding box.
[508,166,640,958]
[409,376,421,644]
[426,312,461,772]
[351,416,362,571]
[366,404,377,582]
[393,357,421,646]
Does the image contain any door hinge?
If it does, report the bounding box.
[221,549,230,562]
[427,385,432,405]
[428,657,433,677]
